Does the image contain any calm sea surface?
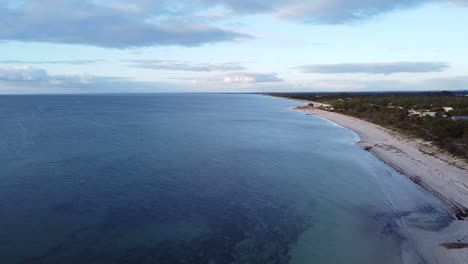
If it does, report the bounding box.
[0,94,453,263]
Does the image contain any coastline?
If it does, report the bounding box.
[272,96,468,263]
[297,105,468,215]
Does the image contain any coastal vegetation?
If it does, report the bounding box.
[270,91,468,158]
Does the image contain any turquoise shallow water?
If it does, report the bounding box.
[0,94,453,263]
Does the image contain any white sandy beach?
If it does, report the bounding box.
[292,102,468,263]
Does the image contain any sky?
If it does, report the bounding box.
[0,0,467,94]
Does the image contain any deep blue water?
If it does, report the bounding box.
[0,94,453,263]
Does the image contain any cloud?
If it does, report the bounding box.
[179,72,285,91]
[0,1,250,48]
[186,72,285,87]
[193,72,283,84]
[355,76,468,91]
[222,73,283,83]
[267,76,468,92]
[221,0,464,23]
[1,1,465,48]
[418,75,468,90]
[0,66,48,81]
[0,65,193,93]
[1,65,467,93]
[295,62,450,74]
[0,60,103,65]
[450,0,468,6]
[186,75,468,92]
[0,66,106,84]
[273,0,435,23]
[125,60,246,72]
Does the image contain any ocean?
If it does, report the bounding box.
[0,94,453,263]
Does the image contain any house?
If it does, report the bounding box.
[408,109,437,117]
[422,112,437,117]
[442,107,454,112]
[408,109,423,116]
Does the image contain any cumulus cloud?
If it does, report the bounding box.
[295,62,450,74]
[125,60,246,72]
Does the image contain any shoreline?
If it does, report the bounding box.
[303,106,468,214]
[271,96,468,263]
[286,99,468,217]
